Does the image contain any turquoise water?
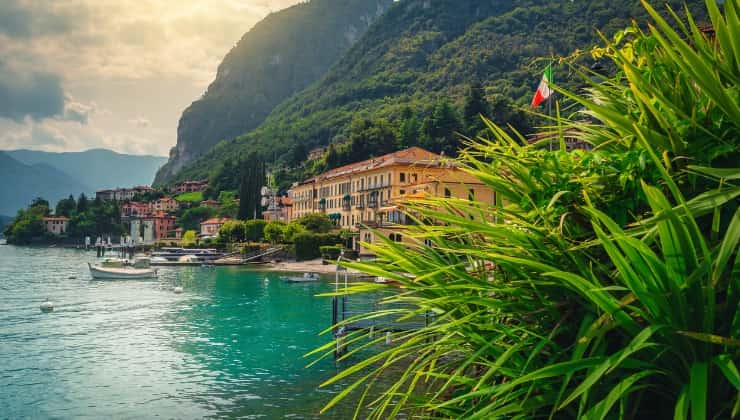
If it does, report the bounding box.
[0,245,351,419]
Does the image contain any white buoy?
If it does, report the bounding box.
[173,286,184,294]
[40,298,54,313]
[264,277,270,284]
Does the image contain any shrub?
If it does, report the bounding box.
[293,232,322,261]
[296,213,332,233]
[245,219,267,242]
[284,221,306,243]
[264,221,287,243]
[319,245,343,260]
[218,220,246,243]
[313,2,740,418]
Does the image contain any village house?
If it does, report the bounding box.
[307,146,327,161]
[287,147,495,256]
[95,186,154,201]
[200,218,232,238]
[152,197,179,213]
[42,217,69,235]
[199,199,221,208]
[263,197,293,223]
[144,212,177,241]
[169,180,208,194]
[121,201,151,218]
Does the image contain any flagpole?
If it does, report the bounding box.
[547,61,553,151]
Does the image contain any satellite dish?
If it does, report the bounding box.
[261,186,270,196]
[261,198,269,207]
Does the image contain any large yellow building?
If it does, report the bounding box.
[288,147,495,255]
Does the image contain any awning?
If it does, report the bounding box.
[328,213,341,220]
[343,194,351,200]
[319,198,326,204]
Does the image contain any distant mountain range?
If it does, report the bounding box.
[0,149,166,216]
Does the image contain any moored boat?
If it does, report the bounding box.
[281,272,321,283]
[88,262,158,279]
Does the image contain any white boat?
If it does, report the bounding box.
[88,263,158,279]
[281,272,321,283]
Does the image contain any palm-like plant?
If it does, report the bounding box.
[310,1,739,418]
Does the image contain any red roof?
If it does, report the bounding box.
[200,218,232,225]
[301,147,445,184]
[43,217,69,221]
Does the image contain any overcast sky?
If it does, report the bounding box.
[0,0,300,156]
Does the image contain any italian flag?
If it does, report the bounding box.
[530,64,553,108]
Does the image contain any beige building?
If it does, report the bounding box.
[43,217,69,235]
[200,218,232,238]
[288,147,495,255]
[152,197,179,213]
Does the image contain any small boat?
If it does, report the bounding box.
[88,263,158,279]
[281,272,321,283]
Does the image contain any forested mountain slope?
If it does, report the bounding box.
[170,0,707,186]
[154,0,394,184]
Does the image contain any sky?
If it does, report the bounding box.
[0,0,300,157]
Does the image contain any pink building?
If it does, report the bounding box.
[200,218,232,237]
[121,202,151,218]
[43,217,69,235]
[144,212,177,241]
[152,197,179,213]
[170,180,208,194]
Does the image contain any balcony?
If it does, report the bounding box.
[357,181,391,192]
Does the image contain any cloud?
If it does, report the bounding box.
[0,60,65,121]
[129,116,151,128]
[63,100,95,124]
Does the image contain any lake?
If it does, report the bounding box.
[0,245,354,419]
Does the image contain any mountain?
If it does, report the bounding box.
[154,0,395,184]
[6,149,167,192]
[0,152,91,216]
[167,0,707,184]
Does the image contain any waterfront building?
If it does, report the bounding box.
[200,218,232,238]
[287,147,495,255]
[144,212,176,241]
[170,180,208,194]
[42,217,69,235]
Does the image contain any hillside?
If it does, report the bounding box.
[170,0,707,185]
[0,152,91,216]
[6,149,167,191]
[154,0,395,184]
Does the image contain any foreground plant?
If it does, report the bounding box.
[309,1,739,418]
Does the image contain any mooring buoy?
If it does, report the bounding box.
[40,298,54,313]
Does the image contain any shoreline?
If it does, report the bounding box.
[254,258,363,275]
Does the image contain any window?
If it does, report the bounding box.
[400,173,406,183]
[400,189,405,195]
[444,188,451,198]
[412,173,418,183]
[468,189,475,201]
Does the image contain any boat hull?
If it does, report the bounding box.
[88,263,158,279]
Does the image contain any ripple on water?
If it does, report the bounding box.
[0,245,369,418]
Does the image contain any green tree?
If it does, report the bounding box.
[180,206,216,231]
[244,219,267,242]
[296,213,332,233]
[264,221,287,243]
[462,81,489,135]
[421,99,463,155]
[218,220,246,243]
[398,114,421,149]
[238,153,266,220]
[55,195,77,217]
[181,230,198,246]
[76,193,88,213]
